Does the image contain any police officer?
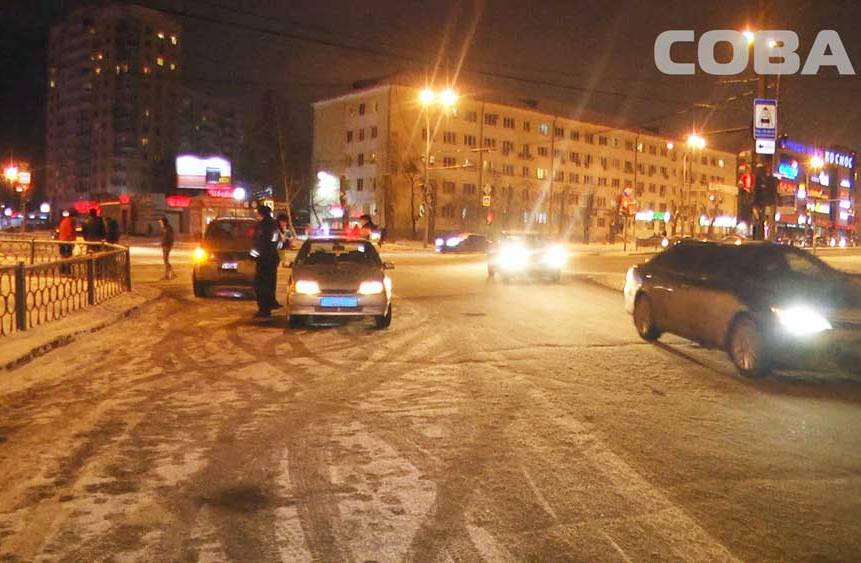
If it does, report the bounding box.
[250,205,280,318]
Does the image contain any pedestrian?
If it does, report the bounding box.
[57,209,77,274]
[159,216,175,280]
[83,208,105,246]
[105,216,120,244]
[250,205,280,318]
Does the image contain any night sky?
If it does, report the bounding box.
[3,0,860,196]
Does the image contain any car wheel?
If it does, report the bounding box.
[727,317,771,378]
[633,294,661,341]
[288,314,307,328]
[374,305,392,329]
[192,276,207,298]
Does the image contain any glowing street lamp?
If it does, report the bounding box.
[419,88,436,106]
[439,88,458,108]
[3,165,18,183]
[809,155,825,170]
[686,133,706,150]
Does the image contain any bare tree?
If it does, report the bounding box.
[581,192,596,244]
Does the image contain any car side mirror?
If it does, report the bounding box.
[383,262,395,270]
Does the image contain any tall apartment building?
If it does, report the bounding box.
[46,4,182,208]
[177,87,242,162]
[313,80,738,241]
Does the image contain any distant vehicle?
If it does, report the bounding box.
[192,217,258,297]
[721,234,748,246]
[434,232,487,253]
[286,237,393,329]
[637,234,670,249]
[487,232,567,282]
[625,241,861,377]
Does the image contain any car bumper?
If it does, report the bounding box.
[194,261,256,286]
[769,328,861,372]
[288,292,389,316]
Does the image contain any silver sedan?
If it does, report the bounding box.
[286,237,393,328]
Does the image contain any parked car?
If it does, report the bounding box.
[625,241,861,377]
[286,237,393,329]
[192,217,258,297]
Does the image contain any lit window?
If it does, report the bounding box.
[96,52,103,60]
[157,31,165,39]
[718,159,725,168]
[144,109,150,117]
[143,66,150,75]
[156,57,164,66]
[170,35,178,45]
[141,137,149,146]
[50,80,56,88]
[94,66,101,75]
[170,63,176,71]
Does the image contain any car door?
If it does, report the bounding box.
[674,247,742,346]
[642,245,697,336]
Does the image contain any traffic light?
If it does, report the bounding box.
[739,172,754,192]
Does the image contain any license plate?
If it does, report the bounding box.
[319,296,358,308]
[221,262,239,270]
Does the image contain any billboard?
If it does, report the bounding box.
[176,155,232,190]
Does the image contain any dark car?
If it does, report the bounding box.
[192,217,258,297]
[434,232,487,253]
[624,241,861,377]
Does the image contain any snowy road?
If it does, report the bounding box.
[1,250,861,561]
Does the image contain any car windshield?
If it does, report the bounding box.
[297,240,381,266]
[205,221,256,240]
[747,246,837,279]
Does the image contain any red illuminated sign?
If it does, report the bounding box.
[73,200,100,214]
[206,187,235,198]
[119,194,131,204]
[166,195,191,208]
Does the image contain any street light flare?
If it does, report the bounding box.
[439,88,458,108]
[686,133,706,150]
[809,155,825,169]
[742,29,755,46]
[3,165,19,183]
[419,88,436,106]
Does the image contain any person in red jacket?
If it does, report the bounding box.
[57,210,77,274]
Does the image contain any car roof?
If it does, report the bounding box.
[209,217,256,223]
[305,236,371,243]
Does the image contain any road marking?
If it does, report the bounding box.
[530,388,740,562]
[602,530,633,563]
[520,464,558,521]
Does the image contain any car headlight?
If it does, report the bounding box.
[434,237,444,247]
[446,236,463,247]
[543,245,567,268]
[661,237,669,248]
[358,280,384,295]
[294,280,321,295]
[771,306,832,336]
[193,247,208,263]
[499,243,529,271]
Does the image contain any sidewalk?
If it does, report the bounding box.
[0,285,161,371]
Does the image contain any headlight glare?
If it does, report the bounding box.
[193,247,208,263]
[543,245,567,268]
[295,280,321,295]
[499,243,529,271]
[358,280,384,295]
[772,306,831,336]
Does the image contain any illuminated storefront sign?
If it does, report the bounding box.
[699,215,737,228]
[635,210,671,222]
[825,150,854,169]
[176,155,232,189]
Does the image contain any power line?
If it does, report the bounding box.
[129,2,720,110]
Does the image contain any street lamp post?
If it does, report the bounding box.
[682,133,706,236]
[418,87,457,247]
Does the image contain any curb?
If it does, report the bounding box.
[0,286,163,372]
